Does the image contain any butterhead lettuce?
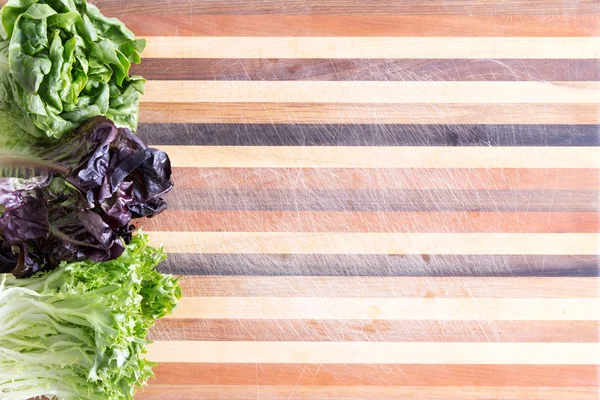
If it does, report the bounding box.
[0,0,145,144]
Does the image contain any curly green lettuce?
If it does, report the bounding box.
[0,233,181,400]
[0,0,145,144]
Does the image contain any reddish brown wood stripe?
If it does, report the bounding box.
[148,319,600,342]
[141,210,598,233]
[120,15,600,37]
[151,363,599,386]
[137,385,600,400]
[134,59,600,82]
[140,103,600,124]
[175,276,600,298]
[93,0,599,16]
[170,168,600,190]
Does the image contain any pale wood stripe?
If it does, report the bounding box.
[166,297,600,320]
[147,232,600,255]
[146,341,600,364]
[142,37,600,59]
[143,81,600,104]
[177,276,600,298]
[138,385,599,400]
[149,319,600,342]
[157,146,600,169]
[141,103,600,124]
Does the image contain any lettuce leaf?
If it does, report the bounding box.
[0,116,173,278]
[0,0,145,141]
[0,233,181,400]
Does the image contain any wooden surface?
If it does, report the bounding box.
[91,0,600,398]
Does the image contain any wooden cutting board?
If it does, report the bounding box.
[96,1,599,398]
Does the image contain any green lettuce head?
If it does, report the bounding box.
[0,0,145,143]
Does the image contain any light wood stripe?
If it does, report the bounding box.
[176,276,600,298]
[143,81,600,104]
[142,37,600,59]
[141,103,600,124]
[157,146,600,169]
[146,341,600,364]
[147,232,600,255]
[166,297,600,320]
[142,210,599,233]
[138,385,600,399]
[149,363,599,386]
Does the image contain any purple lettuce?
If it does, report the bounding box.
[0,117,173,277]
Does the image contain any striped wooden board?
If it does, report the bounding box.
[91,0,600,398]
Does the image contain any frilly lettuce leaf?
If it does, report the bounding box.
[0,233,181,400]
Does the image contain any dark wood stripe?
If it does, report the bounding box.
[169,168,600,190]
[148,319,600,342]
[138,124,600,146]
[133,59,600,82]
[140,210,599,233]
[93,0,599,16]
[119,15,600,37]
[164,189,599,212]
[140,103,600,124]
[157,254,600,277]
[152,363,599,386]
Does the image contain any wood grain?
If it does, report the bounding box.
[167,297,599,320]
[146,341,600,364]
[149,364,600,386]
[158,254,600,277]
[120,15,600,37]
[158,146,600,168]
[163,188,599,212]
[133,58,600,81]
[141,103,600,124]
[147,232,600,255]
[142,37,600,59]
[141,210,599,233]
[149,319,600,342]
[81,0,600,396]
[90,0,600,16]
[174,276,600,298]
[143,81,600,104]
[167,168,600,190]
[139,123,600,146]
[137,385,600,400]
